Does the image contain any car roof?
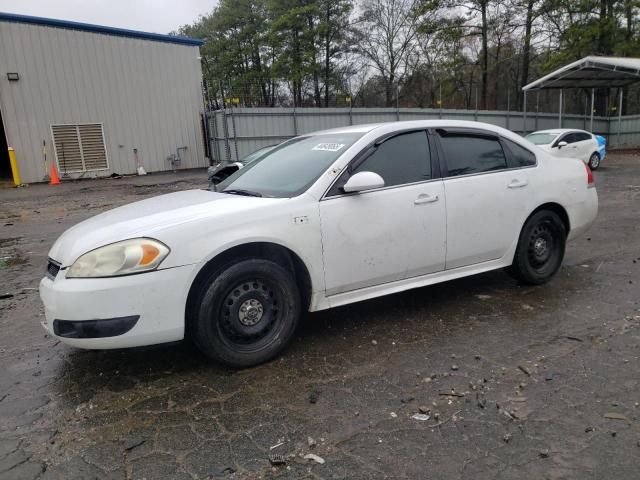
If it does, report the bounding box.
[308,120,521,137]
[529,129,591,135]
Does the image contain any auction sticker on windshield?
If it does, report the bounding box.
[312,143,345,152]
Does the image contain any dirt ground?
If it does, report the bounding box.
[0,156,639,480]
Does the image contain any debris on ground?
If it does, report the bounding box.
[517,365,531,376]
[307,436,316,448]
[121,436,146,451]
[411,413,430,421]
[303,453,325,464]
[270,440,285,450]
[418,406,430,414]
[309,390,320,404]
[604,413,628,421]
[451,365,459,371]
[539,449,550,458]
[390,412,397,418]
[475,294,492,300]
[440,390,464,398]
[562,335,584,342]
[503,433,512,443]
[269,453,286,466]
[545,373,553,381]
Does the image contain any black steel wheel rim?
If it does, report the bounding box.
[217,278,283,352]
[527,221,557,270]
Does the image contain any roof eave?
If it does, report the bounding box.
[0,12,204,46]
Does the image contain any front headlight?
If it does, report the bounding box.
[66,238,170,278]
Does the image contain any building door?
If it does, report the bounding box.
[0,104,10,180]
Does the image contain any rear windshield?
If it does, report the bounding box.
[526,133,558,145]
[217,133,363,198]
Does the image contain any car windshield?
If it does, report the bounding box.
[217,132,364,198]
[526,133,559,145]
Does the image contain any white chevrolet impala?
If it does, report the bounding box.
[40,121,598,367]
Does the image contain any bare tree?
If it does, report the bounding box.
[357,0,420,106]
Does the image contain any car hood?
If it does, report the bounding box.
[48,189,281,266]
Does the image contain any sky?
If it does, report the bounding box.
[0,0,215,34]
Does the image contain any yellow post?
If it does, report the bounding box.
[8,147,21,186]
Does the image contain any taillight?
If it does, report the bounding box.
[585,162,595,187]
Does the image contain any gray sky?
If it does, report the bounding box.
[0,0,215,34]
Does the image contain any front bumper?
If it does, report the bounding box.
[39,264,195,349]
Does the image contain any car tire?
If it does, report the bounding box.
[193,259,301,368]
[508,210,566,285]
[588,152,600,170]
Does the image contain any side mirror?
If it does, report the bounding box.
[342,171,385,193]
[556,141,568,149]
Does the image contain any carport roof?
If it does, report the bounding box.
[522,56,640,91]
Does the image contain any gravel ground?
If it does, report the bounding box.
[0,156,639,480]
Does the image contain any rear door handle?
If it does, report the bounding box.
[507,179,528,189]
[414,193,439,205]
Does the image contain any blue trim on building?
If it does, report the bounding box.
[0,12,204,46]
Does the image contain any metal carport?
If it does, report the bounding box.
[522,56,640,140]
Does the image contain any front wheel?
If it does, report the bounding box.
[588,153,600,170]
[508,210,566,285]
[193,259,301,367]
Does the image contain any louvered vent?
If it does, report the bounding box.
[51,124,108,173]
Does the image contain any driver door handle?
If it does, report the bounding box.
[507,179,528,189]
[414,193,439,205]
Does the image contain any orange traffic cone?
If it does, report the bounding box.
[49,162,61,185]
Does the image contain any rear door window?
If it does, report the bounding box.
[574,132,592,142]
[438,133,508,177]
[561,133,579,144]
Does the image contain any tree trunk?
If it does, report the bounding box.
[493,42,501,110]
[520,0,534,110]
[480,1,488,110]
[386,74,395,107]
[307,16,322,107]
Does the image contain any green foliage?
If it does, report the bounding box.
[180,0,640,112]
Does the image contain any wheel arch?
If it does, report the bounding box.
[524,202,570,235]
[184,241,313,336]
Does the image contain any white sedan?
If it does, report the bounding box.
[525,129,605,170]
[40,121,598,367]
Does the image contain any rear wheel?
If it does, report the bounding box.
[193,259,301,367]
[588,152,600,170]
[508,210,566,285]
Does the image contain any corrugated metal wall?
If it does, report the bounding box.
[612,114,640,147]
[208,107,628,163]
[0,21,206,183]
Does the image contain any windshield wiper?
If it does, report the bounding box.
[222,189,263,197]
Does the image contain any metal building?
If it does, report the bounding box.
[0,13,206,184]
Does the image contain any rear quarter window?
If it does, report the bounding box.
[503,138,536,167]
